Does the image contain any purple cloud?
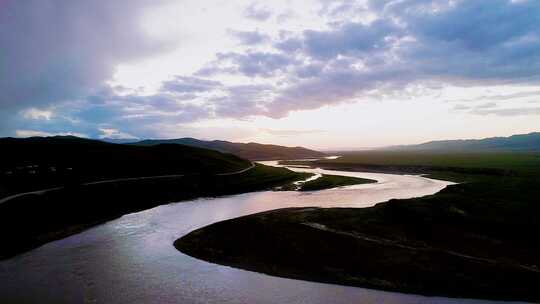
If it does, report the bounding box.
[228,29,270,45]
[244,4,272,21]
[0,0,176,135]
[5,0,540,139]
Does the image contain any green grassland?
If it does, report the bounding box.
[282,151,540,182]
[326,151,540,174]
[0,136,251,198]
[177,151,540,301]
[0,141,309,260]
[299,174,375,191]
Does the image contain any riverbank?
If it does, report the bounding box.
[0,168,458,304]
[0,164,310,259]
[176,152,540,301]
[299,174,376,191]
[279,174,376,191]
[279,151,540,182]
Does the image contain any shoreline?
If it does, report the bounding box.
[175,159,540,302]
[0,164,308,260]
[175,199,540,302]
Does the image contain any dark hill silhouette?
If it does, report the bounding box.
[131,137,326,160]
[387,132,540,152]
[0,136,310,259]
[0,136,250,196]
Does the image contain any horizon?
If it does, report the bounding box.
[5,130,540,152]
[2,0,540,149]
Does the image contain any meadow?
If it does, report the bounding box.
[178,151,540,301]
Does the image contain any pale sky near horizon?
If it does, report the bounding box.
[1,0,540,149]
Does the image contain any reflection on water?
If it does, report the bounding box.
[0,162,528,304]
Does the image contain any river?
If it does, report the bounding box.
[0,160,528,303]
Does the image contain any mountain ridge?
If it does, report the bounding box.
[0,135,251,197]
[128,137,326,160]
[386,132,540,152]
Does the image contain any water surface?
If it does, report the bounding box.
[0,161,527,303]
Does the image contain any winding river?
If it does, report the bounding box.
[0,160,528,303]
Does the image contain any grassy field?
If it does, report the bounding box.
[0,163,309,260]
[282,151,540,182]
[0,136,251,198]
[326,151,540,174]
[299,174,375,191]
[177,151,540,301]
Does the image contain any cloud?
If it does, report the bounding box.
[472,107,540,116]
[0,0,176,135]
[299,20,404,60]
[390,0,540,83]
[15,130,87,138]
[318,1,370,19]
[261,128,326,137]
[244,3,272,21]
[213,84,274,118]
[262,0,540,116]
[22,108,54,120]
[198,51,297,77]
[454,90,540,103]
[453,104,471,111]
[160,0,540,122]
[228,29,270,45]
[5,0,540,139]
[475,102,498,109]
[161,76,222,93]
[98,128,138,139]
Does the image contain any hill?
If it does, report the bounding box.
[0,136,312,259]
[0,136,250,197]
[130,138,326,160]
[176,152,540,301]
[387,132,540,152]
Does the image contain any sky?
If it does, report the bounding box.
[1,0,539,149]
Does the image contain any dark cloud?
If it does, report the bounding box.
[0,0,175,135]
[199,51,297,77]
[269,66,412,117]
[294,63,325,79]
[275,37,304,53]
[318,1,369,18]
[11,83,214,139]
[144,0,540,125]
[213,84,273,118]
[5,0,540,138]
[264,0,540,116]
[393,0,540,82]
[301,20,404,59]
[275,20,404,60]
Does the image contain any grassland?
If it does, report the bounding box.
[329,151,540,174]
[0,159,309,259]
[176,151,540,301]
[281,151,540,182]
[0,136,251,198]
[299,174,375,191]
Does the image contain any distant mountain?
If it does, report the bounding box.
[100,137,140,144]
[388,132,540,152]
[131,138,326,160]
